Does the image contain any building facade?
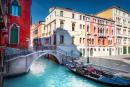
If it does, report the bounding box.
[95,6,130,55]
[7,0,32,49]
[44,7,115,57]
[0,0,8,75]
[30,21,45,46]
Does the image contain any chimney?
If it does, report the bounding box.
[117,6,120,8]
[91,13,93,15]
[49,7,54,13]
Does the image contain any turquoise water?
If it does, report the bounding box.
[4,57,109,87]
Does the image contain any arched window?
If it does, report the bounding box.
[103,38,105,45]
[60,21,64,29]
[60,35,64,44]
[72,23,75,31]
[87,25,89,32]
[9,0,21,16]
[107,28,108,34]
[94,26,96,33]
[98,39,100,45]
[10,23,19,44]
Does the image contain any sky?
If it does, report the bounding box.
[31,0,130,23]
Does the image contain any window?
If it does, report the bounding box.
[80,15,82,20]
[119,11,120,15]
[72,37,75,44]
[55,12,56,17]
[92,39,94,44]
[9,0,21,16]
[112,30,114,35]
[60,21,64,29]
[72,13,75,18]
[107,28,108,34]
[12,5,18,15]
[123,13,125,17]
[128,21,130,25]
[50,15,51,20]
[60,35,64,44]
[94,26,96,33]
[86,17,90,21]
[72,23,75,31]
[87,25,89,32]
[10,24,19,44]
[83,38,85,44]
[35,29,38,34]
[123,19,126,24]
[83,25,85,29]
[80,38,82,43]
[98,39,100,45]
[60,11,63,16]
[44,26,45,30]
[80,24,82,29]
[129,15,130,19]
[83,16,85,21]
[103,39,105,45]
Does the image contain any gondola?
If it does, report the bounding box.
[65,63,130,87]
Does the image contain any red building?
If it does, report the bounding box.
[7,0,32,49]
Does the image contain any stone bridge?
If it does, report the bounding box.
[3,47,79,77]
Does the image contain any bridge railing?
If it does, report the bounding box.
[32,46,56,51]
[4,49,32,61]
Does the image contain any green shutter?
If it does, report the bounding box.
[10,30,18,44]
[18,6,21,16]
[9,3,12,14]
[83,49,85,56]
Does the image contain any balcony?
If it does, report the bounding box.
[98,33,106,38]
[89,44,95,47]
[112,35,115,37]
[124,35,128,38]
[87,32,91,35]
[94,33,97,36]
[106,34,109,37]
[117,34,123,38]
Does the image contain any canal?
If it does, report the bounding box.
[4,57,108,87]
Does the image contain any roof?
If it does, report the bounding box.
[95,6,130,15]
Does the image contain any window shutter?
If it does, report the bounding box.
[9,3,12,14]
[10,30,18,44]
[18,6,21,16]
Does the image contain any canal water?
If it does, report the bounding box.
[4,57,108,87]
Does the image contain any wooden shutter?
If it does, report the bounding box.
[18,6,21,16]
[10,30,18,44]
[9,3,12,14]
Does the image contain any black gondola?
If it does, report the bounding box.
[65,63,130,87]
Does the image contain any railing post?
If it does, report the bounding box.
[6,53,7,60]
[26,57,27,69]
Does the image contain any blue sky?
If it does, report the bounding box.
[31,0,130,23]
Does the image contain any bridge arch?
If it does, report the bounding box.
[26,52,61,72]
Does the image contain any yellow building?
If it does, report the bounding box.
[95,6,130,55]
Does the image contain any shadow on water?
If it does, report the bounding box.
[4,57,109,87]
